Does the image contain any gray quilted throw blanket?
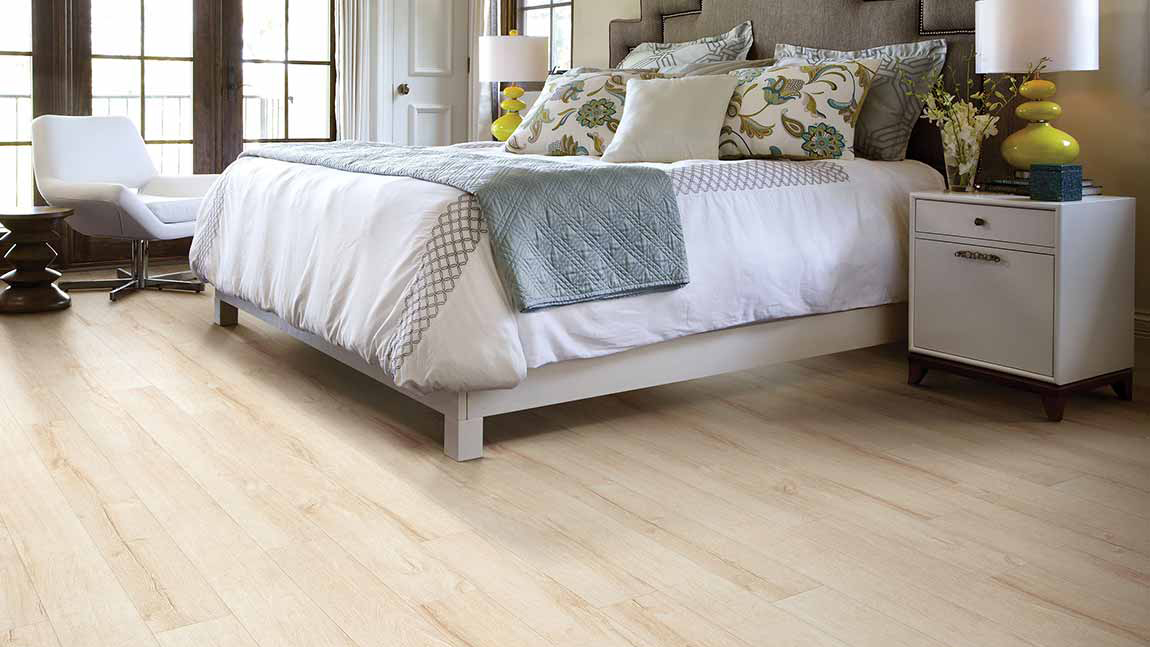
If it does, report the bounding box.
[240,142,688,312]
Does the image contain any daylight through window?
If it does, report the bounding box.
[242,0,335,150]
[0,0,33,207]
[90,0,196,175]
[520,0,572,71]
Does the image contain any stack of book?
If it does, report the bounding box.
[981,171,1102,197]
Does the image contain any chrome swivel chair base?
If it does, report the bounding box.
[59,240,205,302]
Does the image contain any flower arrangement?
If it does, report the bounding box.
[906,58,1047,192]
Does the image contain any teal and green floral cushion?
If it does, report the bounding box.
[617,21,754,69]
[509,69,586,132]
[719,60,879,161]
[505,70,664,157]
[774,40,948,161]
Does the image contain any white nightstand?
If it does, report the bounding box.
[907,191,1136,421]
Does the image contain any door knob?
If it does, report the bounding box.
[397,83,410,96]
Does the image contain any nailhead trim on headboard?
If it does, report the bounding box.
[918,0,975,35]
[610,0,986,176]
[645,0,974,39]
[659,6,703,41]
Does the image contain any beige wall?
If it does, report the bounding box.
[1054,0,1150,315]
[573,0,1150,316]
[572,0,639,68]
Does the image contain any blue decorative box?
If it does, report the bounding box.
[1030,164,1083,202]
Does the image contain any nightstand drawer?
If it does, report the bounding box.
[915,199,1056,247]
[913,239,1054,376]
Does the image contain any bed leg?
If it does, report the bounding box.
[444,415,484,461]
[214,294,239,327]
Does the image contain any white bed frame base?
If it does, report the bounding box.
[214,292,906,461]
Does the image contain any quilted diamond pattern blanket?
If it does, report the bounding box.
[239,142,688,312]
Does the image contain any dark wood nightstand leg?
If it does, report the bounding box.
[1041,393,1069,422]
[908,353,1132,422]
[908,358,928,386]
[1112,370,1134,401]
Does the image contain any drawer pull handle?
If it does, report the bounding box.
[954,250,1002,263]
[974,217,987,226]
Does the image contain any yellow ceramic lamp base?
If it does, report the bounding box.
[1002,79,1080,170]
[491,85,527,142]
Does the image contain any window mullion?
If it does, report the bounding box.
[240,0,334,146]
[519,1,572,70]
[0,52,31,147]
[139,0,146,143]
[283,0,290,140]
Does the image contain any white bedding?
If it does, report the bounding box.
[191,144,943,392]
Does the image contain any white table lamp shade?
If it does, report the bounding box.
[478,35,550,83]
[976,0,1099,74]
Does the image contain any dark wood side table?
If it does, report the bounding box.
[0,206,74,313]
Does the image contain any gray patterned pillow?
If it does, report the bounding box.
[774,39,947,161]
[618,21,754,69]
[571,60,776,78]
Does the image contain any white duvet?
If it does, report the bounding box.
[191,144,943,392]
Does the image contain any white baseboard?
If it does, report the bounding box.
[1137,310,1150,339]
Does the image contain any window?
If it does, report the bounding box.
[519,0,572,71]
[242,0,335,148]
[90,0,196,175]
[5,1,334,266]
[0,0,33,207]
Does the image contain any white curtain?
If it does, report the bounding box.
[335,0,377,140]
[469,0,500,141]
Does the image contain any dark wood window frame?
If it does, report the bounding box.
[27,0,92,268]
[90,0,196,169]
[0,41,34,208]
[516,0,573,70]
[14,0,336,269]
[241,0,337,146]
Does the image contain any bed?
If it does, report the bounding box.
[195,0,977,460]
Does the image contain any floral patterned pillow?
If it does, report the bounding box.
[618,21,754,69]
[719,60,879,160]
[775,40,947,161]
[505,70,664,157]
[509,69,583,132]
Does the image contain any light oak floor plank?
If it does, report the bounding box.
[0,451,158,647]
[795,517,1147,647]
[601,593,756,647]
[776,586,949,647]
[0,521,46,634]
[154,616,258,647]
[0,622,61,647]
[1,285,1146,647]
[20,401,228,634]
[80,418,360,647]
[268,535,463,647]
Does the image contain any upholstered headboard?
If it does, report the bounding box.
[609,0,1000,173]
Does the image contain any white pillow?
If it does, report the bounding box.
[602,76,738,164]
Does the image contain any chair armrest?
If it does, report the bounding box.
[140,174,221,197]
[36,178,131,205]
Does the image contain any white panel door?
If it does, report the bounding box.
[391,0,470,146]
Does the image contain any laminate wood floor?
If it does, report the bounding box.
[1,282,1148,647]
